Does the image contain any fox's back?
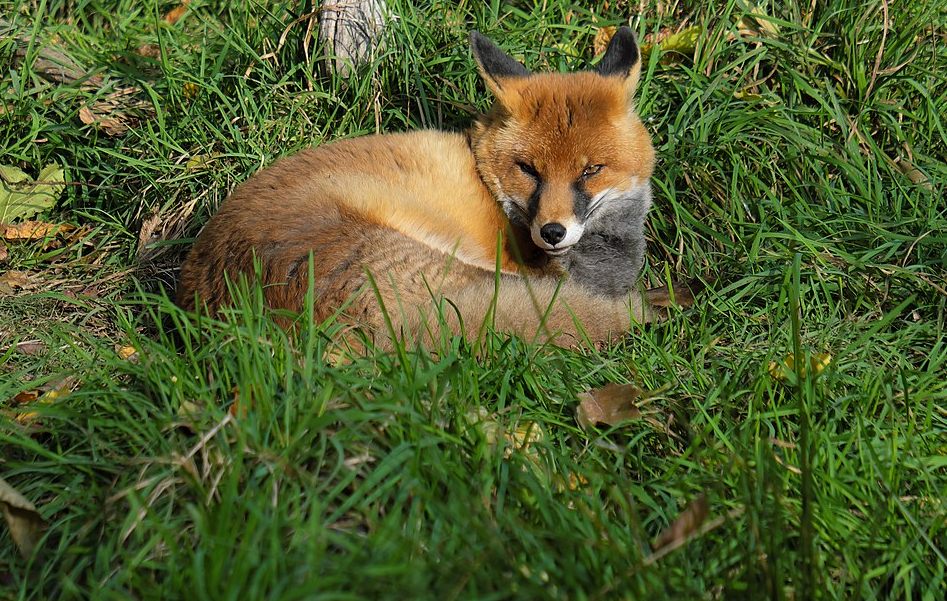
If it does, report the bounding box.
[177,130,521,324]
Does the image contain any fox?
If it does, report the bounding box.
[177,27,659,349]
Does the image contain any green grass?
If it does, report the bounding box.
[2,0,946,598]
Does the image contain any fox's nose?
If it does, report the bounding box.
[540,223,567,245]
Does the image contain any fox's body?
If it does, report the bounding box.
[177,28,657,348]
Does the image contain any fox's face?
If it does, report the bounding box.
[469,28,655,255]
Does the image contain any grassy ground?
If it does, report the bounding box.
[2,0,946,598]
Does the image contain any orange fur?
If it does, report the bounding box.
[177,30,656,350]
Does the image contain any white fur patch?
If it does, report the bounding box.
[585,179,650,219]
[531,216,585,252]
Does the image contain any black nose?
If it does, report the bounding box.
[540,223,567,245]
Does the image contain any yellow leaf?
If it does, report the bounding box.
[117,345,138,360]
[768,353,832,381]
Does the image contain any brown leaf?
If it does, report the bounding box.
[164,1,191,25]
[3,220,74,241]
[577,383,642,429]
[11,390,40,404]
[592,26,617,56]
[135,44,162,59]
[12,377,75,424]
[893,156,932,190]
[0,270,38,294]
[0,477,46,558]
[79,106,128,136]
[645,280,699,309]
[16,340,46,355]
[652,494,709,552]
[137,213,162,257]
[0,241,7,262]
[78,87,154,137]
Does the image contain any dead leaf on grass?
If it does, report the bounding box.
[0,241,7,262]
[0,164,66,222]
[891,156,933,190]
[117,345,139,362]
[577,383,643,429]
[652,494,709,553]
[137,213,162,257]
[11,390,40,404]
[645,281,697,310]
[164,1,191,25]
[0,477,46,558]
[135,44,162,59]
[12,34,103,88]
[3,220,74,241]
[12,378,75,425]
[768,353,832,382]
[0,270,39,295]
[736,4,781,38]
[79,86,155,137]
[15,340,46,356]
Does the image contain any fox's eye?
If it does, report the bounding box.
[516,161,540,179]
[581,164,604,179]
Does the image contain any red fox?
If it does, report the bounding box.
[177,27,658,348]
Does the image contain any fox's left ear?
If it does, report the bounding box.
[595,26,642,98]
[470,31,530,100]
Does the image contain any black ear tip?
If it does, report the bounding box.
[469,31,488,50]
[613,26,639,49]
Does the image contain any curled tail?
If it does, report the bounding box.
[377,275,651,350]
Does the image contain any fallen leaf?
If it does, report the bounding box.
[12,34,102,87]
[137,213,162,257]
[228,386,252,418]
[768,353,832,382]
[3,220,74,241]
[78,87,154,137]
[737,5,781,38]
[592,26,617,56]
[0,163,66,222]
[640,25,703,64]
[0,477,46,558]
[645,281,697,309]
[135,44,162,59]
[117,345,138,361]
[652,494,709,553]
[0,270,38,294]
[16,340,46,355]
[164,1,191,25]
[13,378,75,424]
[11,390,40,404]
[660,25,702,56]
[185,154,215,172]
[892,156,933,190]
[577,383,643,429]
[0,241,7,262]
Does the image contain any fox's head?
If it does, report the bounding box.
[468,27,655,256]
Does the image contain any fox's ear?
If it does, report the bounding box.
[470,31,530,98]
[595,26,642,97]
